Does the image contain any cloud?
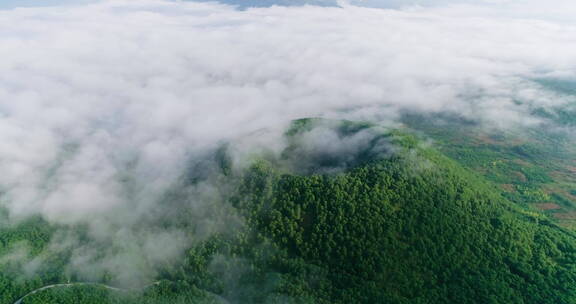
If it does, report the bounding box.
[0,0,575,283]
[0,0,97,10]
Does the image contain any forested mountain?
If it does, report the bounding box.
[2,118,576,303]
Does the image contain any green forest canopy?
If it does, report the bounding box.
[1,118,576,303]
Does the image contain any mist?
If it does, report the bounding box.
[1,0,575,286]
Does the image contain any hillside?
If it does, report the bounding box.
[402,109,576,229]
[1,119,576,303]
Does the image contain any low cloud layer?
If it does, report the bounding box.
[1,0,575,283]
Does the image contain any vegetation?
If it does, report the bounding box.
[402,109,576,228]
[1,118,576,303]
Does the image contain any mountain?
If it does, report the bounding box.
[2,118,576,303]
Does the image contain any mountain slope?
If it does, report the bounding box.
[225,119,576,303]
[4,118,576,303]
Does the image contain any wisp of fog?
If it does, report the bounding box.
[0,0,575,285]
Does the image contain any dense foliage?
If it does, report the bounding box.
[224,124,576,303]
[2,118,576,303]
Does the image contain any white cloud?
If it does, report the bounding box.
[0,0,575,282]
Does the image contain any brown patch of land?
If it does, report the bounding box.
[475,135,501,146]
[550,169,576,183]
[543,185,576,203]
[500,184,516,192]
[556,189,576,202]
[511,171,527,183]
[511,158,533,167]
[558,221,575,229]
[534,203,561,210]
[553,212,576,220]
